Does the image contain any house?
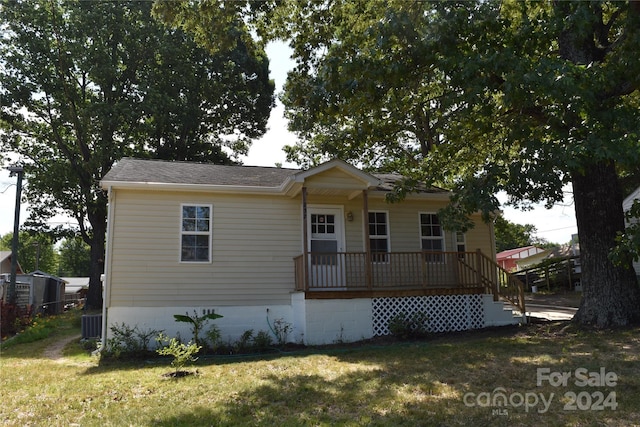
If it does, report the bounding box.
[100,158,523,346]
[0,251,23,276]
[496,246,547,272]
[61,277,89,307]
[623,188,640,277]
[512,243,581,292]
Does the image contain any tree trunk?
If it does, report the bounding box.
[572,161,640,327]
[85,225,105,310]
[84,195,107,310]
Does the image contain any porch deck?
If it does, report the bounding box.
[294,250,525,312]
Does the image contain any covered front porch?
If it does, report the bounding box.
[288,159,525,315]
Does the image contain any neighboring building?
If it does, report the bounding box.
[100,158,522,346]
[61,277,89,307]
[0,251,24,303]
[496,246,547,272]
[623,188,640,277]
[0,251,23,276]
[1,270,67,315]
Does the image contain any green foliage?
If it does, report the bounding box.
[387,312,430,340]
[204,324,223,352]
[155,333,202,376]
[104,323,163,359]
[0,232,58,274]
[252,330,274,351]
[494,216,538,252]
[0,0,274,308]
[173,310,223,347]
[57,236,90,276]
[234,329,254,353]
[270,318,292,346]
[0,308,81,348]
[257,0,640,326]
[268,1,640,208]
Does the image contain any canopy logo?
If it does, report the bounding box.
[463,367,618,416]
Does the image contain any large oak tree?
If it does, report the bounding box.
[259,0,640,327]
[0,0,274,308]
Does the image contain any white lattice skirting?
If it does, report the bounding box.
[372,294,484,336]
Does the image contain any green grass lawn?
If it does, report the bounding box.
[1,314,639,426]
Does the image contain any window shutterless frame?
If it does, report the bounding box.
[368,210,390,263]
[419,212,445,262]
[180,203,212,263]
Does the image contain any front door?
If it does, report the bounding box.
[308,207,345,288]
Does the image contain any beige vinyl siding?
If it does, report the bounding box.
[108,167,496,308]
[462,216,495,258]
[304,168,369,192]
[369,198,447,253]
[305,193,493,256]
[109,189,301,307]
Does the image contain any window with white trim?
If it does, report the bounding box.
[181,204,212,262]
[368,211,389,263]
[455,231,466,252]
[420,213,444,262]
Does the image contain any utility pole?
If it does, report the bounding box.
[7,164,24,305]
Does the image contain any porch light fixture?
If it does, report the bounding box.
[346,211,354,221]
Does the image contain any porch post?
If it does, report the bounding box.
[302,187,309,290]
[363,189,373,289]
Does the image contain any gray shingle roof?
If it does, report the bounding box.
[101,158,449,194]
[102,158,300,187]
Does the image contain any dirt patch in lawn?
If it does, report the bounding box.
[43,334,81,360]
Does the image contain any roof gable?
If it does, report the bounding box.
[293,159,380,188]
[100,158,449,199]
[496,246,545,260]
[0,251,23,274]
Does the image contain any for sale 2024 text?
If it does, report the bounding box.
[537,367,618,411]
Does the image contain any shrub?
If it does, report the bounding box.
[234,329,254,353]
[1,309,83,349]
[0,303,32,339]
[252,330,273,351]
[156,333,201,377]
[388,311,430,340]
[103,323,163,358]
[271,318,292,346]
[204,324,223,352]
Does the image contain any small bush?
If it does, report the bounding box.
[271,318,292,346]
[0,303,32,339]
[234,329,254,353]
[156,333,201,377]
[103,323,163,358]
[388,312,430,340]
[204,324,223,352]
[252,330,273,351]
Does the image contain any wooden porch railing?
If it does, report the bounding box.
[475,251,526,314]
[293,250,525,314]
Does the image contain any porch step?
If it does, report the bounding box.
[482,295,523,327]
